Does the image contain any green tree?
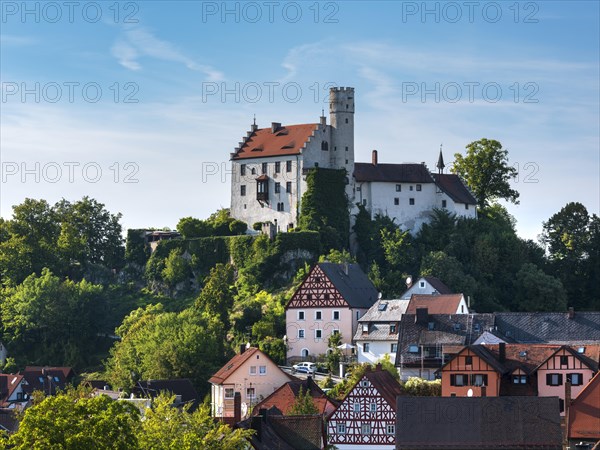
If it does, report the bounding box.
[402,377,441,396]
[326,332,343,374]
[514,263,567,312]
[161,248,190,293]
[1,268,106,367]
[195,263,235,328]
[138,393,253,450]
[8,390,140,450]
[452,138,519,208]
[287,387,319,415]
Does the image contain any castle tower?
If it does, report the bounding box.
[329,87,355,200]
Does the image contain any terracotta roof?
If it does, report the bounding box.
[396,396,562,449]
[569,371,600,439]
[21,366,75,395]
[432,173,477,205]
[209,348,260,385]
[251,377,336,416]
[406,294,465,314]
[364,368,405,408]
[354,162,434,183]
[231,124,318,160]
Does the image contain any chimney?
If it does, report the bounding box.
[499,343,506,362]
[233,392,242,423]
[271,122,281,133]
[415,307,429,325]
[568,307,574,319]
[372,150,378,166]
[240,344,246,354]
[320,111,326,126]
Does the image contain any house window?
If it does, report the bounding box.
[275,161,281,173]
[547,373,563,386]
[409,345,419,353]
[298,311,305,321]
[396,184,401,192]
[286,182,292,193]
[442,200,447,208]
[353,403,360,413]
[259,366,267,375]
[410,186,414,191]
[428,322,435,331]
[240,185,246,196]
[391,343,398,353]
[364,343,370,353]
[249,366,257,375]
[332,329,340,336]
[286,160,292,172]
[16,392,24,401]
[390,324,397,333]
[387,424,395,435]
[560,356,569,366]
[394,197,399,205]
[419,280,426,288]
[471,374,488,386]
[465,356,473,366]
[512,375,527,384]
[240,164,246,176]
[361,423,371,435]
[362,323,369,333]
[246,388,256,399]
[315,329,323,339]
[337,423,346,434]
[298,329,305,339]
[409,198,415,205]
[261,162,267,174]
[315,311,322,320]
[450,374,467,386]
[251,167,256,175]
[224,388,235,399]
[416,184,422,191]
[567,373,583,386]
[333,311,340,320]
[361,380,369,387]
[370,403,377,412]
[275,182,281,193]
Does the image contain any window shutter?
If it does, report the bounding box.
[546,374,552,385]
[558,374,563,385]
[450,374,456,386]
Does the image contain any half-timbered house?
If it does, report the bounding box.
[327,365,404,450]
[285,263,378,361]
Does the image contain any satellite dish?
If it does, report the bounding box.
[406,276,412,286]
[467,389,473,397]
[241,402,248,417]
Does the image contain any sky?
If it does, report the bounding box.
[1,0,599,241]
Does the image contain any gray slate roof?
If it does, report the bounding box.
[358,299,409,322]
[396,396,562,449]
[353,162,434,183]
[354,323,397,342]
[494,312,600,344]
[319,263,379,309]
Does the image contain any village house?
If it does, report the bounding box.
[21,366,75,397]
[567,371,600,448]
[285,262,378,362]
[354,299,409,364]
[438,343,599,415]
[327,364,404,450]
[398,276,453,300]
[209,346,293,421]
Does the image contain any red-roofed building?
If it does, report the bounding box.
[406,293,469,315]
[568,371,600,447]
[209,346,294,420]
[327,365,405,449]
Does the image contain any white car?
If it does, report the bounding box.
[292,362,316,374]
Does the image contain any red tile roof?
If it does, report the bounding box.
[0,374,25,408]
[406,294,464,314]
[569,371,600,439]
[251,377,337,416]
[209,348,260,385]
[231,124,318,160]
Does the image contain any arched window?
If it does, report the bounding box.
[321,141,328,151]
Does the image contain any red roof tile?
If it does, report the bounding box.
[209,348,260,385]
[251,378,337,416]
[569,371,600,439]
[231,124,318,160]
[406,294,464,314]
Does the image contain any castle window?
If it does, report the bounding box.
[345,118,348,124]
[315,311,322,320]
[345,146,348,151]
[442,200,447,208]
[416,184,422,191]
[298,329,305,339]
[362,199,367,206]
[277,202,284,211]
[394,198,399,205]
[409,198,415,205]
[286,160,292,172]
[251,168,256,175]
[256,179,268,201]
[333,311,340,320]
[396,184,401,192]
[345,160,348,164]
[240,185,246,196]
[261,162,267,174]
[240,164,246,176]
[410,186,414,191]
[298,311,305,320]
[275,161,281,173]
[315,329,322,339]
[321,141,328,151]
[275,182,281,193]
[465,204,469,210]
[286,182,292,193]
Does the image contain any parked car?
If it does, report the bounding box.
[292,362,316,374]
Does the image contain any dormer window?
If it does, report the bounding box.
[362,324,369,333]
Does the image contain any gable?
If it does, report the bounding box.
[537,347,596,372]
[287,265,349,309]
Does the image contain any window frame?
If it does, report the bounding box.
[224,388,235,399]
[298,329,305,339]
[286,160,292,172]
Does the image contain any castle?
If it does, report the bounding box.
[230,87,476,233]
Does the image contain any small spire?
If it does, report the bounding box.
[437,144,445,174]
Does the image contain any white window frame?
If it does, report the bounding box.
[387,424,395,435]
[224,388,235,399]
[391,343,398,353]
[246,388,256,399]
[361,423,371,435]
[370,403,377,412]
[353,403,360,413]
[419,280,426,288]
[364,343,370,353]
[259,365,267,376]
[249,366,257,375]
[315,329,323,339]
[315,310,322,320]
[337,423,346,434]
[332,310,340,321]
[298,329,305,339]
[297,311,305,321]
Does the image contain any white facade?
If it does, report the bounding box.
[357,340,397,365]
[401,277,451,299]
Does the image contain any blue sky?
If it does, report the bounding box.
[1,1,599,240]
